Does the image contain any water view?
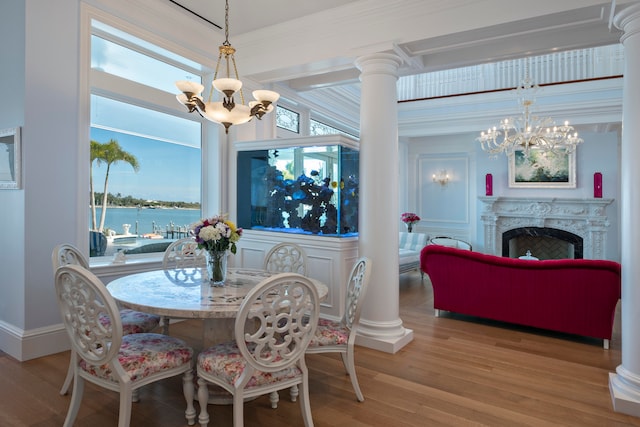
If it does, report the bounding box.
[92,206,201,237]
[90,207,202,256]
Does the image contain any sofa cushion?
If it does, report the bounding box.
[399,248,420,265]
[399,232,427,252]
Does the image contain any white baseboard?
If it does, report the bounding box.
[355,328,414,354]
[0,320,70,361]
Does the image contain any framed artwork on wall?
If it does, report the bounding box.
[508,147,576,188]
[0,127,21,190]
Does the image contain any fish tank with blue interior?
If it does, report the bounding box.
[236,135,359,237]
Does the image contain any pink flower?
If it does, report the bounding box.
[401,212,420,224]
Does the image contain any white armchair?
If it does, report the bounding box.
[399,232,428,278]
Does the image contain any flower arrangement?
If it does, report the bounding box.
[401,212,420,225]
[401,212,420,232]
[190,215,243,254]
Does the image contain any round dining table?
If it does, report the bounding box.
[107,267,329,347]
[108,267,328,405]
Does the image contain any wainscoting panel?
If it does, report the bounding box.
[417,155,469,225]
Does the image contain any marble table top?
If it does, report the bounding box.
[107,267,329,319]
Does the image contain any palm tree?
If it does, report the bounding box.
[92,139,140,232]
[89,140,105,230]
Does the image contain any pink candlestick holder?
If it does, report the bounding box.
[485,173,493,196]
[594,172,602,198]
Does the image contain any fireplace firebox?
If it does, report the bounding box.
[502,227,583,259]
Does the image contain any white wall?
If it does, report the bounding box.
[0,0,83,360]
[0,0,26,337]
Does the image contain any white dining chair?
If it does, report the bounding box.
[162,236,207,270]
[51,243,161,396]
[161,237,207,333]
[263,242,308,275]
[263,242,310,405]
[306,256,372,401]
[195,272,320,427]
[54,264,196,427]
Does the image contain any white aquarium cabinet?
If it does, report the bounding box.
[232,230,359,320]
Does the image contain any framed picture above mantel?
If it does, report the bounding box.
[508,147,576,189]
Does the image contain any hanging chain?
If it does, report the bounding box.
[209,0,246,105]
[224,0,230,46]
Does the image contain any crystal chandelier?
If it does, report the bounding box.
[477,76,583,156]
[175,0,279,133]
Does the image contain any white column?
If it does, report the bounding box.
[610,2,640,417]
[354,53,413,353]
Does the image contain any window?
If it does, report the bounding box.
[275,105,300,133]
[310,118,358,139]
[89,20,203,259]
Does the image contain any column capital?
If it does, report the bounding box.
[355,53,403,78]
[614,2,640,43]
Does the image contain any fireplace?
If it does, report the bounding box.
[502,226,583,259]
[480,197,613,259]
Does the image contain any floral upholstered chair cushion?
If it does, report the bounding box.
[98,309,161,335]
[308,318,349,347]
[80,333,193,383]
[198,341,303,389]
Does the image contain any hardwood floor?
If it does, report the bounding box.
[3,271,639,426]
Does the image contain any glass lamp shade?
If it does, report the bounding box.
[197,102,224,124]
[224,103,252,125]
[213,78,242,95]
[175,81,204,96]
[198,102,252,125]
[252,89,280,105]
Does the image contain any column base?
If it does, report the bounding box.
[355,328,413,354]
[610,372,640,417]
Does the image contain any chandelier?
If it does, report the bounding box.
[477,76,583,156]
[175,0,279,133]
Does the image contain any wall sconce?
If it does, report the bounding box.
[432,170,450,186]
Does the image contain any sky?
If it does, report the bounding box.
[90,28,203,204]
[90,127,201,203]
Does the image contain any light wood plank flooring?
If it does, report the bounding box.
[2,271,638,426]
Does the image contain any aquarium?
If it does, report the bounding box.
[236,136,359,236]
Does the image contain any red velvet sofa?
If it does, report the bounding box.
[420,245,621,348]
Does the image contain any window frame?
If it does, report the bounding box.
[80,6,219,271]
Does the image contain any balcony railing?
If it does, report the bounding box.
[397,44,624,101]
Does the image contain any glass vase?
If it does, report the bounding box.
[407,223,413,233]
[206,250,228,286]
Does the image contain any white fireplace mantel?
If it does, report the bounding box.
[479,196,614,259]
